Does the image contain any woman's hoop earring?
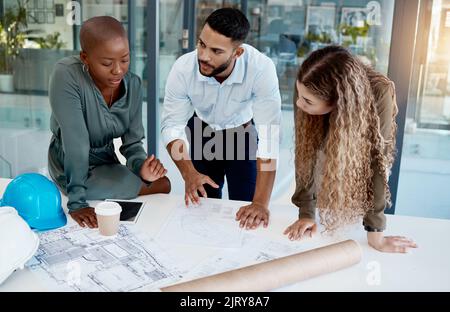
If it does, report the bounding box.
[82,63,89,73]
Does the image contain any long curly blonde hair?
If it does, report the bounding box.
[294,46,398,232]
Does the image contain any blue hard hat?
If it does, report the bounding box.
[0,173,67,231]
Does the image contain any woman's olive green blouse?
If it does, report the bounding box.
[48,56,147,211]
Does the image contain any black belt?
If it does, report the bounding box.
[242,120,252,128]
[192,113,252,129]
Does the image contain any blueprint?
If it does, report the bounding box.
[157,200,244,248]
[182,235,304,280]
[25,224,184,292]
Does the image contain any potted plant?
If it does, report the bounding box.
[297,30,334,64]
[32,32,66,50]
[0,0,28,92]
[338,21,378,66]
[339,21,370,51]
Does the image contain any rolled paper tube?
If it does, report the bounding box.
[161,239,362,292]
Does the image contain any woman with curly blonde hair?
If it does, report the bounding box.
[284,46,417,253]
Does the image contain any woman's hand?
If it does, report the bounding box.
[283,218,317,240]
[367,232,418,253]
[140,154,167,182]
[69,207,98,228]
[235,202,270,230]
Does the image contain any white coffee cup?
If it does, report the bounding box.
[95,201,122,236]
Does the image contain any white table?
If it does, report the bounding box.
[1,177,449,292]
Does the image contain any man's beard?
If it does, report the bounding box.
[198,54,234,77]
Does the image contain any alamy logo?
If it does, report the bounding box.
[367,1,382,26]
[64,1,383,27]
[366,260,381,286]
[66,1,81,26]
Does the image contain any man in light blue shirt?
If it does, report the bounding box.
[161,8,281,230]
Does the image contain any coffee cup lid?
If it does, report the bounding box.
[95,201,122,216]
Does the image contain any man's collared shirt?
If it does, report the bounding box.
[161,43,282,159]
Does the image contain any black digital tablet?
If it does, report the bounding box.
[105,199,145,224]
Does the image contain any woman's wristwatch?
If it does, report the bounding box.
[364,225,383,232]
[141,177,152,186]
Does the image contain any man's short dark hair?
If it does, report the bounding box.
[204,8,250,43]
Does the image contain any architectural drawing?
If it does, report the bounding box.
[25,224,183,292]
[182,236,304,280]
[157,201,244,248]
